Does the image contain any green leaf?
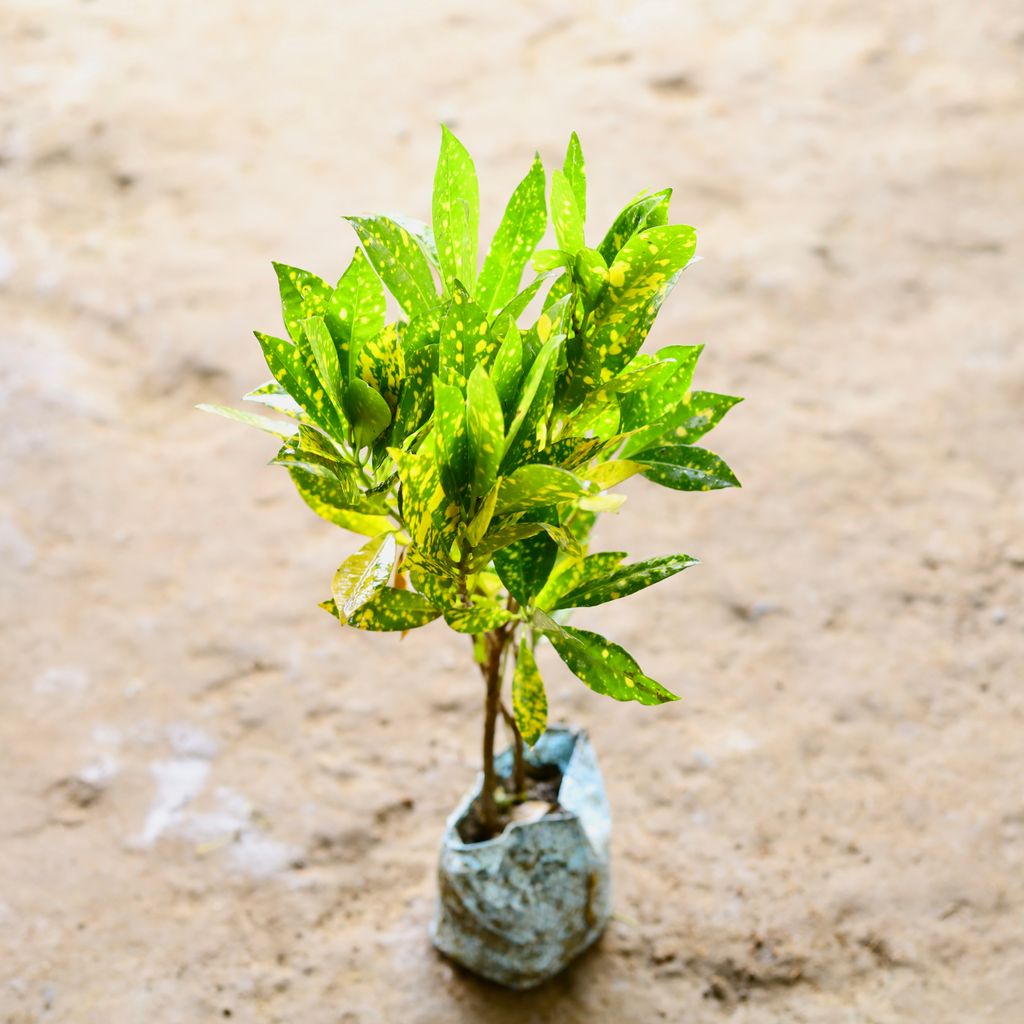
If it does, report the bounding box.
[501,332,562,473]
[532,249,573,273]
[353,322,405,403]
[334,247,386,364]
[254,330,347,441]
[634,444,741,491]
[581,459,646,489]
[466,521,546,572]
[466,365,505,498]
[343,379,391,448]
[346,215,437,317]
[493,528,558,606]
[340,587,440,631]
[301,317,345,413]
[331,533,397,621]
[573,247,607,307]
[659,391,743,445]
[536,550,626,609]
[392,343,437,444]
[197,403,297,440]
[288,468,392,535]
[541,624,679,705]
[443,604,515,634]
[563,131,586,223]
[569,225,698,397]
[391,445,459,569]
[554,553,698,609]
[433,376,471,505]
[465,484,498,547]
[597,188,672,264]
[498,274,548,322]
[496,464,586,515]
[512,640,547,747]
[490,322,524,414]
[550,169,584,254]
[243,381,303,419]
[433,125,479,293]
[438,284,492,386]
[272,263,333,344]
[477,155,547,314]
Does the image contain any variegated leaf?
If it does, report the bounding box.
[346,215,437,317]
[597,188,672,264]
[563,131,586,223]
[334,247,386,361]
[331,533,397,621]
[433,125,479,292]
[337,587,440,631]
[553,553,698,609]
[438,284,492,386]
[540,624,679,705]
[289,467,392,535]
[301,317,345,413]
[443,604,515,634]
[477,155,547,313]
[634,444,741,491]
[466,365,504,498]
[551,169,584,254]
[496,464,586,515]
[512,640,547,747]
[493,527,558,606]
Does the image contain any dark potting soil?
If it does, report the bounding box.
[457,761,565,844]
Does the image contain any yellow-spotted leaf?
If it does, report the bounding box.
[535,550,627,609]
[580,459,645,489]
[243,380,303,419]
[498,274,548,322]
[465,484,498,547]
[433,125,479,293]
[301,317,345,414]
[334,247,386,362]
[568,225,697,400]
[346,215,437,317]
[540,624,679,706]
[466,365,504,498]
[391,446,459,569]
[493,528,558,605]
[477,155,547,313]
[553,552,697,610]
[331,532,397,621]
[353,322,405,404]
[551,169,584,255]
[563,131,586,223]
[490,322,524,414]
[345,587,440,631]
[392,343,438,445]
[255,330,347,441]
[512,640,547,747]
[634,444,741,491]
[433,377,471,505]
[597,188,672,264]
[443,604,515,634]
[496,464,585,515]
[438,284,492,386]
[272,262,333,344]
[573,247,607,307]
[288,468,392,535]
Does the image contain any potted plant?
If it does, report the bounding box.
[201,127,741,989]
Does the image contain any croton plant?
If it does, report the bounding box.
[202,128,741,835]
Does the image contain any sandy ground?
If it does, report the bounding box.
[2,1,1023,1021]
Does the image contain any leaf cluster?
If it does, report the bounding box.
[201,128,741,744]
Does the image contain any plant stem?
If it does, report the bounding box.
[479,630,501,836]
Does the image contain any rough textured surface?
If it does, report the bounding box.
[432,729,612,989]
[2,2,1022,1022]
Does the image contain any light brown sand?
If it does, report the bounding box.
[2,2,1022,1021]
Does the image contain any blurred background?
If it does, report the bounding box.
[1,2,1021,1021]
